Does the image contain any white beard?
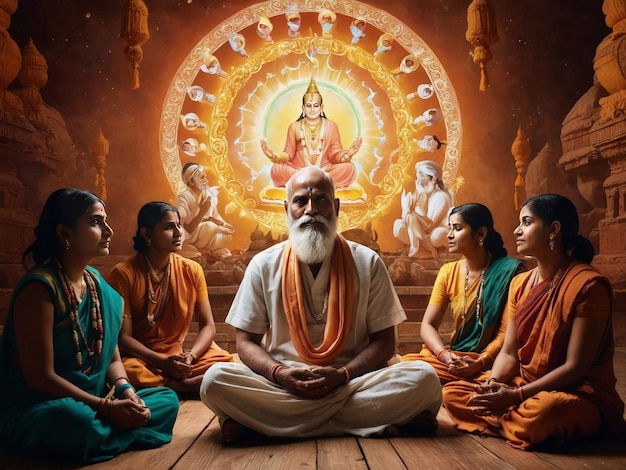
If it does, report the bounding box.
[287,213,337,265]
[414,177,435,214]
[415,177,435,195]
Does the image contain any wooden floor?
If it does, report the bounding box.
[1,347,624,469]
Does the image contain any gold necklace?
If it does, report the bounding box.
[304,120,322,141]
[309,290,329,324]
[144,254,171,327]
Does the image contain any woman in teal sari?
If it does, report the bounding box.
[0,189,179,464]
[401,203,525,383]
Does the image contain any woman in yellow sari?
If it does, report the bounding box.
[401,203,524,383]
[443,194,626,450]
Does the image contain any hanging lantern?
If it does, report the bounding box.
[466,0,498,91]
[90,128,110,201]
[511,125,531,211]
[119,0,150,90]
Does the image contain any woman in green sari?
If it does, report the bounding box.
[0,189,179,464]
[401,203,525,383]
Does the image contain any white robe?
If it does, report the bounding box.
[200,241,442,437]
[174,187,231,256]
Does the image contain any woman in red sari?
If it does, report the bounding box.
[442,194,626,450]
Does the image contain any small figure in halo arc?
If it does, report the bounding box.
[350,19,366,44]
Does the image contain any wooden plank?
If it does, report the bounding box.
[358,438,407,469]
[440,398,570,469]
[317,437,368,469]
[176,418,318,469]
[88,400,215,470]
[390,435,516,469]
[220,440,317,469]
[534,446,626,469]
[465,434,559,469]
[171,415,223,469]
[388,409,516,469]
[236,440,317,469]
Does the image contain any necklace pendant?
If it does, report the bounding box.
[147,312,155,326]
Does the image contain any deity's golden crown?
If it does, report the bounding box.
[304,77,322,102]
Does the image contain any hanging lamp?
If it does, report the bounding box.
[119,0,150,90]
[466,0,498,91]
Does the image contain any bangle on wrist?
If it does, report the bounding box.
[270,363,284,383]
[487,377,498,385]
[515,386,525,404]
[115,382,135,399]
[96,397,112,418]
[436,348,449,362]
[96,397,105,416]
[186,349,198,362]
[340,366,350,385]
[112,376,129,386]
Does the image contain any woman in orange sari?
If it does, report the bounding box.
[108,202,232,396]
[443,194,626,450]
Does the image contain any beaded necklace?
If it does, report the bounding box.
[144,253,172,327]
[56,259,103,375]
[461,253,491,328]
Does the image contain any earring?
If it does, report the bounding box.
[549,236,554,251]
[479,239,484,246]
[147,239,151,246]
[65,240,71,251]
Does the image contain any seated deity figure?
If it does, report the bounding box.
[393,160,453,258]
[260,78,362,189]
[174,163,235,259]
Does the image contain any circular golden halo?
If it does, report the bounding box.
[159,0,462,234]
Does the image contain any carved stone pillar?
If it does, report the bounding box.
[14,38,47,121]
[569,0,626,287]
[0,0,21,117]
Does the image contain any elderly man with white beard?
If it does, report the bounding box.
[393,160,453,258]
[174,163,235,259]
[199,166,442,445]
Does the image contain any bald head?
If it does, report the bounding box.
[286,167,335,202]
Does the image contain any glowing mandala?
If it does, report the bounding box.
[160,0,461,234]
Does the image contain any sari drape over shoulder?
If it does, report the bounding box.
[452,256,522,353]
[442,259,626,449]
[401,257,522,383]
[0,261,179,464]
[108,253,232,387]
[513,261,626,437]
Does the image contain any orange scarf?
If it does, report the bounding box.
[281,234,355,365]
